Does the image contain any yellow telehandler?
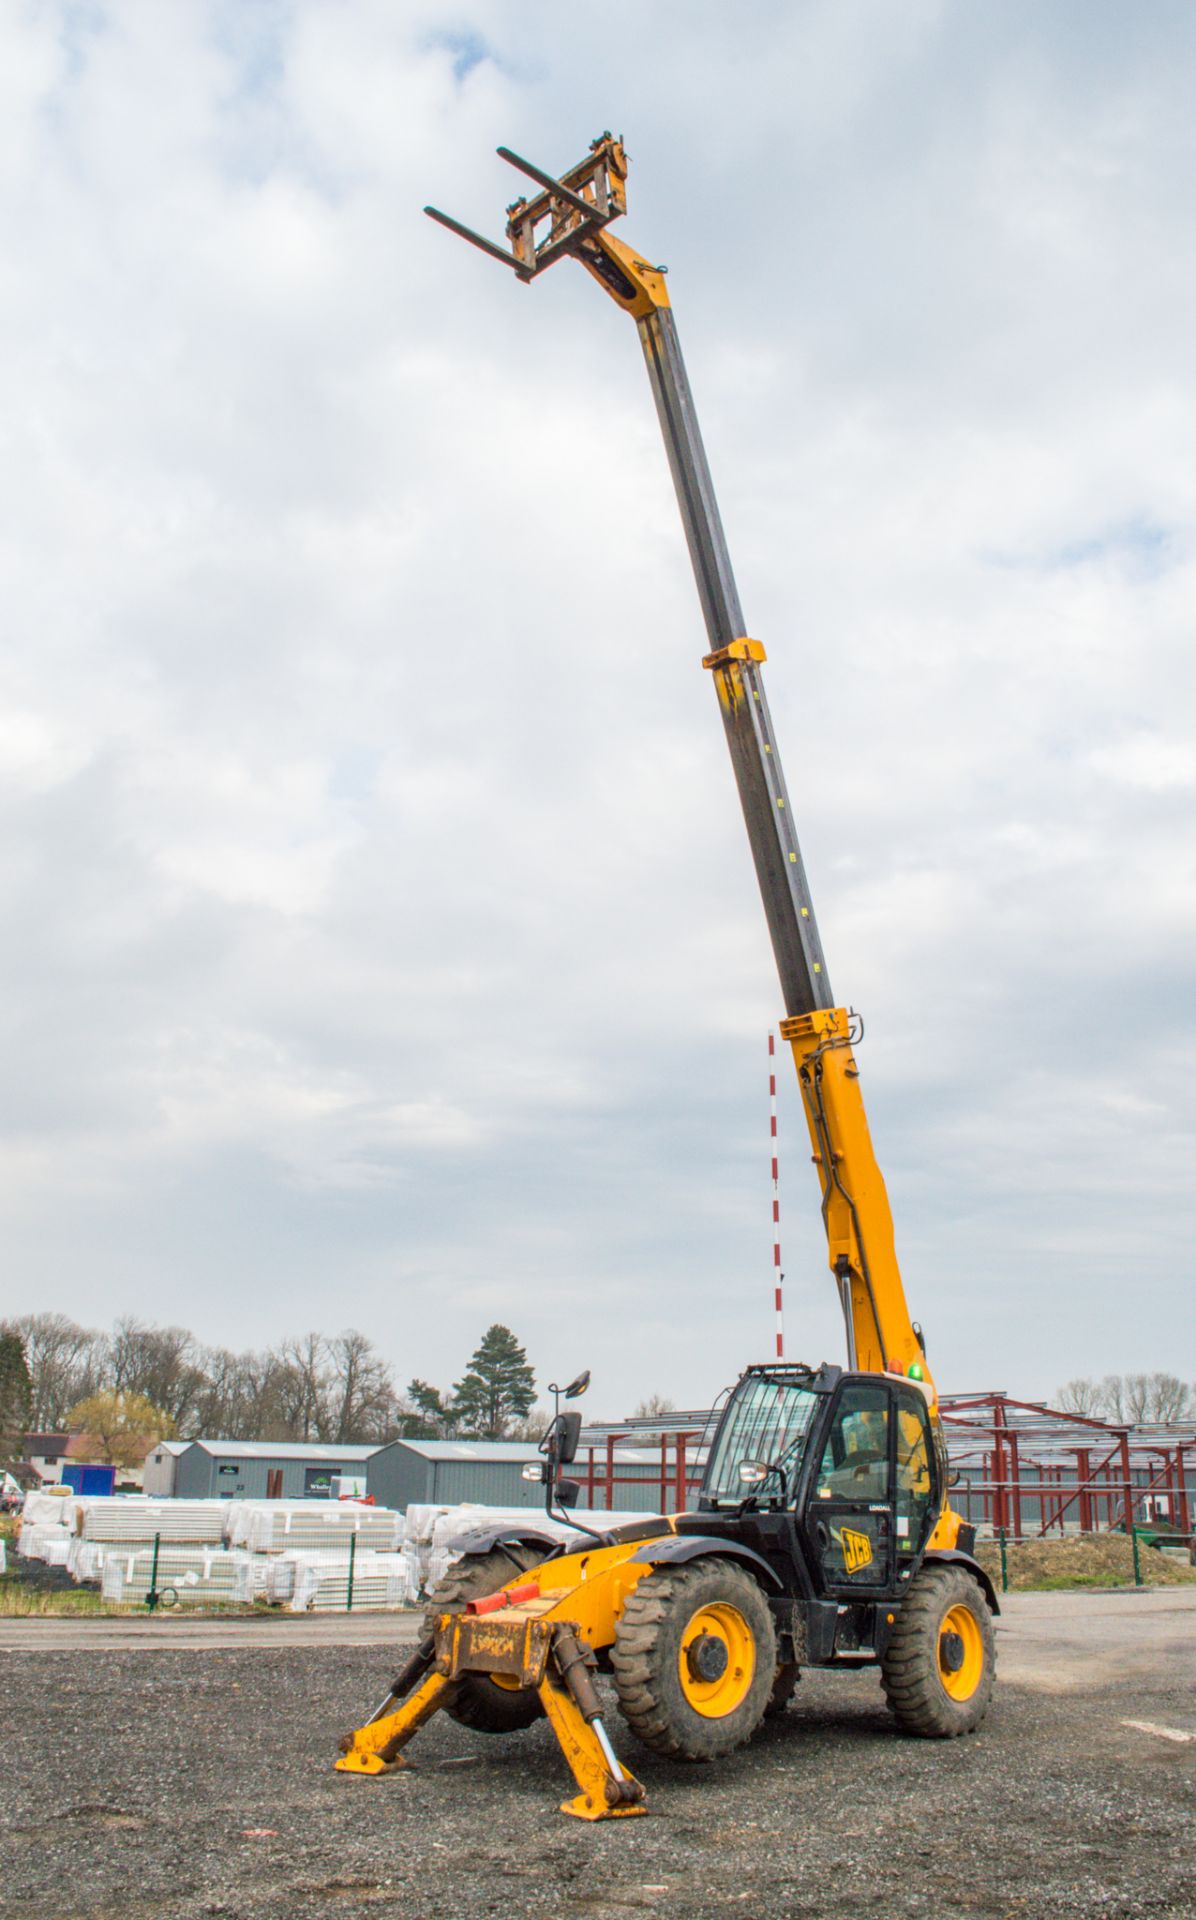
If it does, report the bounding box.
[336,135,996,1820]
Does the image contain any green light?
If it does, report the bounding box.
[907,1362,925,1381]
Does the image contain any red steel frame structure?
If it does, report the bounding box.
[578,1394,1196,1534]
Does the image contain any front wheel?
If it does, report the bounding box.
[881,1563,995,1737]
[611,1558,777,1761]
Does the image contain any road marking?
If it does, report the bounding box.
[1121,1719,1195,1744]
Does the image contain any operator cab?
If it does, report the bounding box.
[696,1362,942,1597]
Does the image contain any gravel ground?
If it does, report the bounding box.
[2,1603,1194,1920]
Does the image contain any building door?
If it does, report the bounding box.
[266,1469,283,1500]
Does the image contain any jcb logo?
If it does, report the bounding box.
[839,1526,873,1573]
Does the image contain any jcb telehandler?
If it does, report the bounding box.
[337,135,997,1820]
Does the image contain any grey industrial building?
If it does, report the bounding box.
[174,1440,382,1501]
[159,1434,683,1511]
[363,1438,674,1513]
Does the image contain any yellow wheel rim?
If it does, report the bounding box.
[678,1602,756,1718]
[938,1603,984,1701]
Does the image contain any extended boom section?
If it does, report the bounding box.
[426,135,932,1394]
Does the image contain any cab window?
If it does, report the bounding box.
[815,1384,889,1503]
[893,1391,936,1557]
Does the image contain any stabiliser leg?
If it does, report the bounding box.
[542,1625,646,1821]
[336,1662,457,1775]
[335,1614,646,1817]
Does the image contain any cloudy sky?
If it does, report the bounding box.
[1,2,1193,1417]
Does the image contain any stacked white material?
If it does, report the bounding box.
[424,1545,455,1593]
[75,1499,227,1545]
[264,1555,299,1603]
[100,1546,255,1607]
[242,1556,272,1600]
[285,1550,417,1613]
[406,1505,653,1599]
[66,1537,107,1583]
[242,1504,402,1555]
[21,1489,77,1528]
[40,1536,72,1568]
[258,1549,390,1605]
[0,1539,5,1575]
[17,1520,70,1561]
[400,1505,473,1596]
[403,1504,459,1546]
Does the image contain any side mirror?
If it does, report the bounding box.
[553,1410,582,1465]
[554,1477,581,1508]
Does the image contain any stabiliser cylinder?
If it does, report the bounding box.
[552,1625,603,1722]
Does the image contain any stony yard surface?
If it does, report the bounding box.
[2,1591,1193,1919]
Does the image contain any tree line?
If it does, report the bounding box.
[1055,1373,1193,1423]
[0,1312,540,1463]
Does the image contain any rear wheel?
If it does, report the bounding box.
[611,1559,777,1760]
[881,1563,995,1737]
[423,1544,543,1733]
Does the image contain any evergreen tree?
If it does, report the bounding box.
[402,1378,454,1438]
[0,1328,33,1472]
[452,1326,535,1439]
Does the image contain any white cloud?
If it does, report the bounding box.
[0,2,1193,1412]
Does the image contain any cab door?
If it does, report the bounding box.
[802,1380,894,1592]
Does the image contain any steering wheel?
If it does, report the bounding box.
[849,1449,886,1477]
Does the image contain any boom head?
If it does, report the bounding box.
[425,133,669,318]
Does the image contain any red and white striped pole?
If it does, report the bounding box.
[769,1030,784,1358]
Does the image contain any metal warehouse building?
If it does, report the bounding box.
[142,1439,190,1497]
[365,1438,675,1513]
[174,1440,382,1501]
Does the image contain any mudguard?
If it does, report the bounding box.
[628,1533,784,1590]
[446,1523,566,1560]
[922,1548,1000,1615]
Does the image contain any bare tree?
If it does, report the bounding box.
[1092,1373,1192,1425]
[1142,1373,1193,1422]
[6,1313,106,1429]
[278,1333,333,1442]
[506,1405,552,1442]
[324,1331,395,1444]
[1055,1378,1104,1417]
[108,1318,207,1431]
[633,1394,677,1421]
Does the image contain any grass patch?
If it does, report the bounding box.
[0,1577,112,1617]
[976,1532,1196,1594]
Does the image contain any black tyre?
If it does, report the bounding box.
[610,1559,777,1761]
[423,1544,543,1734]
[881,1563,995,1738]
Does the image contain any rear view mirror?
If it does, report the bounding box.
[554,1477,581,1508]
[553,1410,583,1465]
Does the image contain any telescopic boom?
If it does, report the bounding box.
[426,135,933,1401]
